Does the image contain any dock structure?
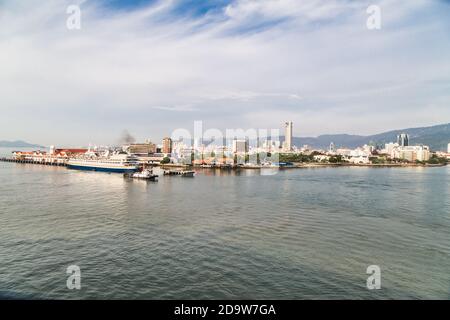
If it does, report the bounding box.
[163,169,195,177]
[0,157,67,167]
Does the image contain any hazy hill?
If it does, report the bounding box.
[2,123,449,151]
[292,123,450,151]
[0,140,45,148]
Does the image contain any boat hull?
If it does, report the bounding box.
[67,164,138,174]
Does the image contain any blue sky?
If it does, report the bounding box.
[1,0,450,146]
[103,0,230,15]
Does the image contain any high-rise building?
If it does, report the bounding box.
[162,137,173,154]
[384,142,399,157]
[397,133,409,147]
[448,142,450,153]
[232,140,248,154]
[329,142,336,153]
[284,121,293,151]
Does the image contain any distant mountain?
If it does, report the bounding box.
[0,140,45,148]
[290,123,450,151]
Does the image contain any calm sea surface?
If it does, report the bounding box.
[0,148,449,299]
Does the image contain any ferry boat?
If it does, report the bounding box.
[67,153,139,173]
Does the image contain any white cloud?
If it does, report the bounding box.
[152,104,198,112]
[0,0,449,146]
[224,0,354,21]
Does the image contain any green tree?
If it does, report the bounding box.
[329,155,343,163]
[160,157,171,164]
[427,155,447,165]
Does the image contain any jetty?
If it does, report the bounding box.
[163,169,195,177]
[0,157,67,167]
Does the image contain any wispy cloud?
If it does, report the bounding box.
[152,104,198,112]
[0,0,449,145]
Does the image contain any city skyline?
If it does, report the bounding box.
[2,121,450,151]
[1,0,450,146]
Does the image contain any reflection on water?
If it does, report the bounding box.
[0,152,449,299]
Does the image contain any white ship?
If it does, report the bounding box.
[67,153,139,173]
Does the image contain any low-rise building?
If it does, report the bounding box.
[232,140,248,154]
[13,148,88,164]
[136,153,165,164]
[383,142,399,156]
[129,142,156,155]
[313,155,330,162]
[392,145,430,162]
[347,155,370,164]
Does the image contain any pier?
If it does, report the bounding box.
[163,169,195,177]
[0,157,67,167]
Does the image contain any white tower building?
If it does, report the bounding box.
[284,121,293,151]
[232,140,248,154]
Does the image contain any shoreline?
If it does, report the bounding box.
[1,157,447,170]
[291,163,448,168]
[192,162,448,169]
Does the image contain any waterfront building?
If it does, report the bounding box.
[384,142,399,156]
[313,155,330,162]
[392,145,430,162]
[193,137,203,150]
[12,148,88,164]
[54,148,88,157]
[269,140,281,151]
[336,148,352,156]
[347,155,370,164]
[435,151,450,159]
[136,153,165,164]
[261,140,271,153]
[171,147,195,165]
[129,142,156,155]
[334,147,372,164]
[172,140,186,153]
[415,146,430,162]
[162,137,173,154]
[362,144,375,154]
[397,133,410,147]
[284,121,293,151]
[259,139,282,153]
[232,139,248,154]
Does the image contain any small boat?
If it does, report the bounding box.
[124,169,158,181]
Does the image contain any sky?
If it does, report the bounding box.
[1,0,449,146]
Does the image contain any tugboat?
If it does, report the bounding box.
[124,169,158,181]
